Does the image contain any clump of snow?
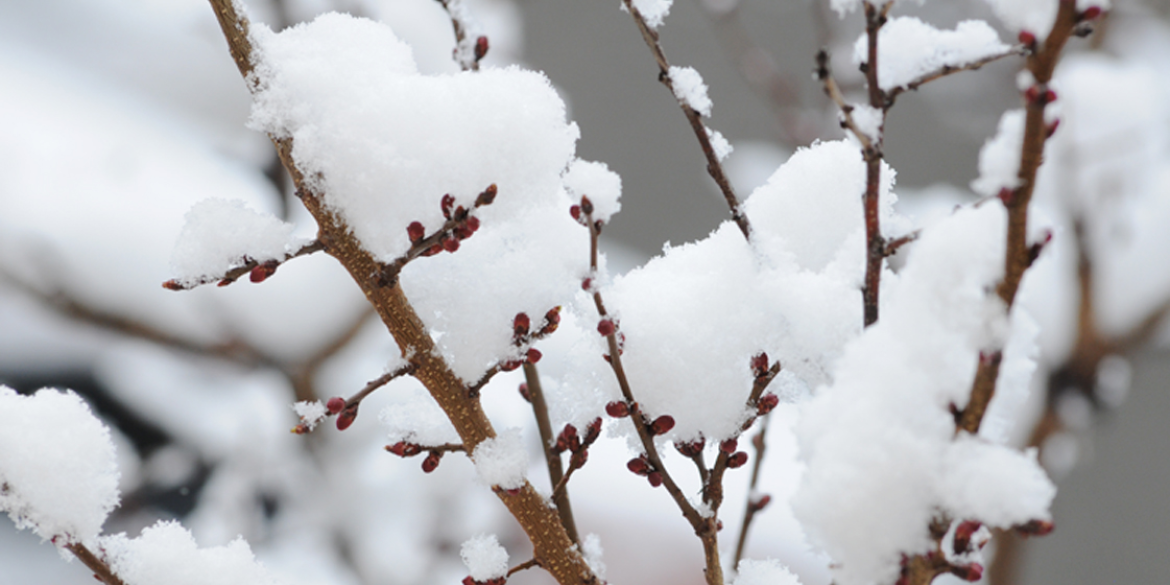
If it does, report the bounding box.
[707,128,734,162]
[563,159,623,223]
[854,18,1009,91]
[971,109,1025,197]
[291,400,328,431]
[380,387,462,446]
[0,387,120,544]
[101,520,285,585]
[793,203,1054,585]
[471,429,528,489]
[625,0,673,28]
[460,533,509,581]
[668,66,713,116]
[846,104,883,144]
[169,198,299,287]
[734,559,803,585]
[248,13,594,382]
[581,533,607,581]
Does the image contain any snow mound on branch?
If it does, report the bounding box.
[380,387,461,446]
[984,0,1110,41]
[972,109,1025,197]
[563,159,622,223]
[668,66,712,116]
[460,533,509,581]
[853,18,1009,91]
[734,559,802,585]
[169,198,300,287]
[471,429,528,490]
[625,0,673,29]
[0,387,120,544]
[102,520,285,585]
[793,203,1054,585]
[248,12,606,382]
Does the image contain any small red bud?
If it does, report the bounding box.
[291,423,310,434]
[606,401,631,418]
[542,307,561,333]
[580,196,594,215]
[674,438,705,457]
[954,520,983,554]
[514,313,531,336]
[422,451,442,473]
[217,279,231,287]
[423,244,443,257]
[326,397,346,415]
[250,260,279,283]
[647,471,663,487]
[727,451,749,468]
[998,187,1016,206]
[1080,6,1102,20]
[442,236,460,253]
[570,448,589,468]
[518,383,531,403]
[751,352,769,378]
[716,520,724,531]
[1044,89,1057,103]
[570,205,582,220]
[650,415,675,435]
[951,563,984,582]
[407,221,426,243]
[720,439,738,454]
[559,424,580,453]
[500,359,523,372]
[1024,86,1040,104]
[1018,30,1036,47]
[757,393,779,415]
[441,194,455,219]
[1017,519,1054,537]
[162,279,183,291]
[474,36,490,61]
[475,184,498,207]
[582,278,593,291]
[454,225,474,240]
[526,348,542,364]
[627,456,651,476]
[463,576,477,585]
[753,494,772,511]
[1046,118,1061,138]
[336,403,359,431]
[584,418,603,444]
[597,319,615,336]
[466,216,481,233]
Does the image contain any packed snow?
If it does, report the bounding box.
[471,429,528,490]
[734,559,803,585]
[668,66,713,117]
[460,533,509,580]
[169,198,301,287]
[854,18,1010,91]
[625,0,673,28]
[971,109,1026,197]
[101,520,286,585]
[0,387,120,544]
[563,159,623,223]
[291,400,328,430]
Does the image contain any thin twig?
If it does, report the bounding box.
[375,185,497,288]
[163,240,325,290]
[65,542,127,585]
[732,416,771,567]
[524,362,580,544]
[466,364,501,399]
[349,363,417,408]
[619,0,751,240]
[815,50,878,154]
[887,45,1029,104]
[435,0,485,71]
[884,231,920,257]
[507,558,542,577]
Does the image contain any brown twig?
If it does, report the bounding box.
[523,362,580,544]
[619,0,751,240]
[204,3,598,583]
[886,45,1029,105]
[375,185,496,288]
[434,0,485,71]
[732,415,771,567]
[163,240,325,291]
[65,542,127,585]
[884,231,920,257]
[293,363,416,433]
[507,558,542,577]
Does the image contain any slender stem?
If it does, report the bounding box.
[507,558,542,577]
[164,240,325,290]
[887,45,1029,104]
[732,416,770,567]
[619,0,751,240]
[524,362,580,544]
[65,542,127,585]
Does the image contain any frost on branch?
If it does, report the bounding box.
[853,17,1009,92]
[169,198,300,288]
[460,533,509,581]
[0,387,119,545]
[793,204,1055,585]
[100,520,285,585]
[471,428,528,490]
[248,12,600,382]
[971,109,1025,198]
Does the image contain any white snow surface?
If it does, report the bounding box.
[563,159,623,223]
[460,533,509,580]
[734,559,803,585]
[248,13,597,382]
[471,428,528,489]
[0,387,120,544]
[854,18,1009,91]
[292,400,328,430]
[984,0,1110,40]
[626,0,673,28]
[170,198,301,287]
[971,109,1026,197]
[668,66,713,116]
[793,203,1054,585]
[101,520,285,585]
[380,386,462,446]
[708,128,734,162]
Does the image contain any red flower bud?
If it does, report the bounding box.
[597,319,615,337]
[757,393,779,415]
[326,397,346,415]
[582,278,593,291]
[720,439,738,454]
[541,307,561,333]
[466,216,481,233]
[675,438,705,457]
[442,236,460,253]
[463,576,476,585]
[500,359,523,372]
[1017,519,1054,537]
[570,448,589,468]
[650,415,675,435]
[953,520,982,554]
[647,471,663,487]
[250,260,279,283]
[423,244,443,257]
[422,451,442,473]
[475,184,497,207]
[474,36,490,61]
[1080,6,1102,20]
[407,221,426,243]
[1046,118,1060,138]
[526,348,542,364]
[627,455,651,476]
[1018,30,1036,47]
[580,196,594,216]
[336,403,359,431]
[518,383,531,403]
[751,352,769,377]
[752,494,772,511]
[605,401,631,418]
[162,279,183,291]
[570,205,581,220]
[584,418,602,445]
[441,194,455,219]
[951,563,983,582]
[727,451,749,468]
[514,313,531,337]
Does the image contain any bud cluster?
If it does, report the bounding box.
[386,441,455,474]
[553,417,602,470]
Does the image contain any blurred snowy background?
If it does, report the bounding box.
[1,0,1169,584]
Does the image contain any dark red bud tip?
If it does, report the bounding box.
[441,194,456,219]
[1046,118,1061,138]
[570,205,581,220]
[605,401,631,418]
[754,494,772,510]
[526,348,542,364]
[650,415,675,435]
[580,196,594,215]
[466,216,480,233]
[951,563,984,582]
[647,471,663,487]
[336,403,359,431]
[544,306,561,326]
[476,184,498,207]
[1044,89,1057,103]
[716,520,724,531]
[1080,6,1102,20]
[582,278,593,291]
[422,451,442,473]
[584,417,603,444]
[757,393,780,415]
[751,352,769,377]
[518,383,531,403]
[291,423,310,434]
[953,520,982,554]
[500,359,523,372]
[407,221,426,243]
[423,244,443,257]
[998,187,1016,206]
[597,319,616,337]
[720,439,738,454]
[386,441,409,457]
[250,260,279,283]
[514,313,531,337]
[162,279,183,291]
[727,451,749,468]
[463,576,477,585]
[1018,30,1036,47]
[1017,519,1054,537]
[326,397,346,415]
[474,35,490,61]
[217,279,232,287]
[675,439,705,457]
[627,456,651,476]
[442,236,460,253]
[1024,86,1039,104]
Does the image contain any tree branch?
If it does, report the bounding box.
[163,240,325,291]
[65,542,127,585]
[886,44,1029,104]
[523,362,580,544]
